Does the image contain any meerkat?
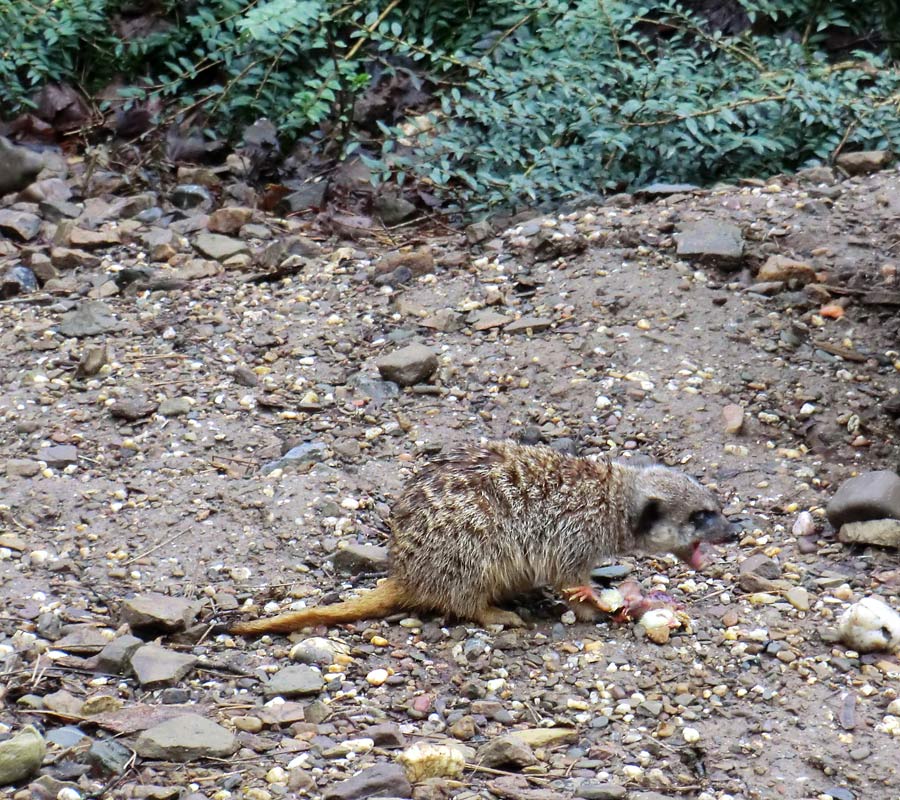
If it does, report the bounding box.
[231,441,734,636]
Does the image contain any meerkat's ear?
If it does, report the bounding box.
[634,497,663,535]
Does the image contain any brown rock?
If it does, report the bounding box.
[722,403,744,434]
[757,255,817,285]
[838,518,900,549]
[836,150,892,175]
[208,206,254,234]
[375,247,435,277]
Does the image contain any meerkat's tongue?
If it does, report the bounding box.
[687,542,705,569]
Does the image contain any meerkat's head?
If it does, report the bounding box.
[629,466,734,568]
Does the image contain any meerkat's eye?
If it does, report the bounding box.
[689,509,718,529]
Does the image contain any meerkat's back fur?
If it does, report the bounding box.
[231,441,731,636]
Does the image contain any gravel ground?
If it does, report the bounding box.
[1,156,899,800]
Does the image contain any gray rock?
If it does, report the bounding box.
[88,739,134,774]
[6,458,41,478]
[110,398,158,421]
[130,644,198,689]
[323,763,412,800]
[376,344,438,387]
[348,373,400,405]
[281,182,327,213]
[134,715,238,761]
[477,735,537,769]
[46,725,90,748]
[96,634,144,674]
[258,235,323,269]
[675,219,744,268]
[0,137,44,195]
[58,300,124,337]
[2,265,38,296]
[575,782,627,800]
[373,194,416,225]
[121,593,201,632]
[37,444,78,468]
[263,665,324,697]
[171,184,214,212]
[51,246,100,270]
[827,471,900,527]
[0,209,41,241]
[360,722,406,748]
[39,199,82,222]
[332,544,389,575]
[636,182,700,197]
[466,220,494,244]
[193,232,249,261]
[738,552,781,592]
[838,519,900,549]
[157,397,192,417]
[0,725,46,786]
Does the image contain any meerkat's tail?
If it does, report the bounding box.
[230,578,409,636]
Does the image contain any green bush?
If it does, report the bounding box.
[1,0,898,213]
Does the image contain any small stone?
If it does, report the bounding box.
[51,246,100,270]
[233,365,258,387]
[366,668,389,686]
[374,247,434,277]
[134,715,237,761]
[231,715,263,733]
[208,206,253,234]
[786,586,810,611]
[722,403,744,434]
[263,665,324,697]
[504,316,553,334]
[1,265,38,296]
[360,722,406,748]
[376,344,438,387]
[373,193,417,225]
[738,553,781,592]
[157,397,192,417]
[828,471,900,528]
[87,739,132,774]
[757,255,817,284]
[37,444,78,468]
[675,219,744,268]
[0,136,45,194]
[6,458,41,478]
[95,634,144,674]
[322,763,412,800]
[0,725,46,786]
[171,184,214,212]
[838,519,900,549]
[449,715,477,740]
[66,226,120,248]
[110,398,158,421]
[280,182,327,213]
[121,593,201,632]
[332,544,389,574]
[477,735,537,769]
[575,782,627,800]
[129,644,198,689]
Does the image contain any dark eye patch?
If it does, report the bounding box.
[689,509,719,529]
[636,499,663,535]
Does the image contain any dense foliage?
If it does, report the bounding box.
[2,0,898,211]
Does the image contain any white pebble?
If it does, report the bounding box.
[682,727,701,743]
[366,668,389,686]
[265,766,288,784]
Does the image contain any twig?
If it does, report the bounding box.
[464,763,550,786]
[123,523,192,565]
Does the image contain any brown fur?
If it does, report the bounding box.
[231,441,731,636]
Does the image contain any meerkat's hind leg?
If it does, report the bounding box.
[474,606,527,628]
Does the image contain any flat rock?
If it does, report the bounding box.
[827,470,900,528]
[193,232,249,261]
[470,310,511,331]
[263,665,324,697]
[505,315,552,334]
[67,226,121,248]
[332,543,389,574]
[838,518,900,549]
[675,219,744,268]
[757,255,817,284]
[121,593,201,632]
[575,782,627,800]
[171,184,214,212]
[110,398,158,421]
[373,193,417,225]
[374,247,434,277]
[51,246,100,270]
[376,344,438,387]
[738,553,780,592]
[207,206,253,234]
[323,763,412,800]
[836,150,892,175]
[158,397,192,417]
[0,725,46,786]
[636,182,699,197]
[37,444,78,468]
[130,644,197,689]
[134,715,237,762]
[0,209,41,241]
[58,300,124,337]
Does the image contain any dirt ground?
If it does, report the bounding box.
[1,160,899,800]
